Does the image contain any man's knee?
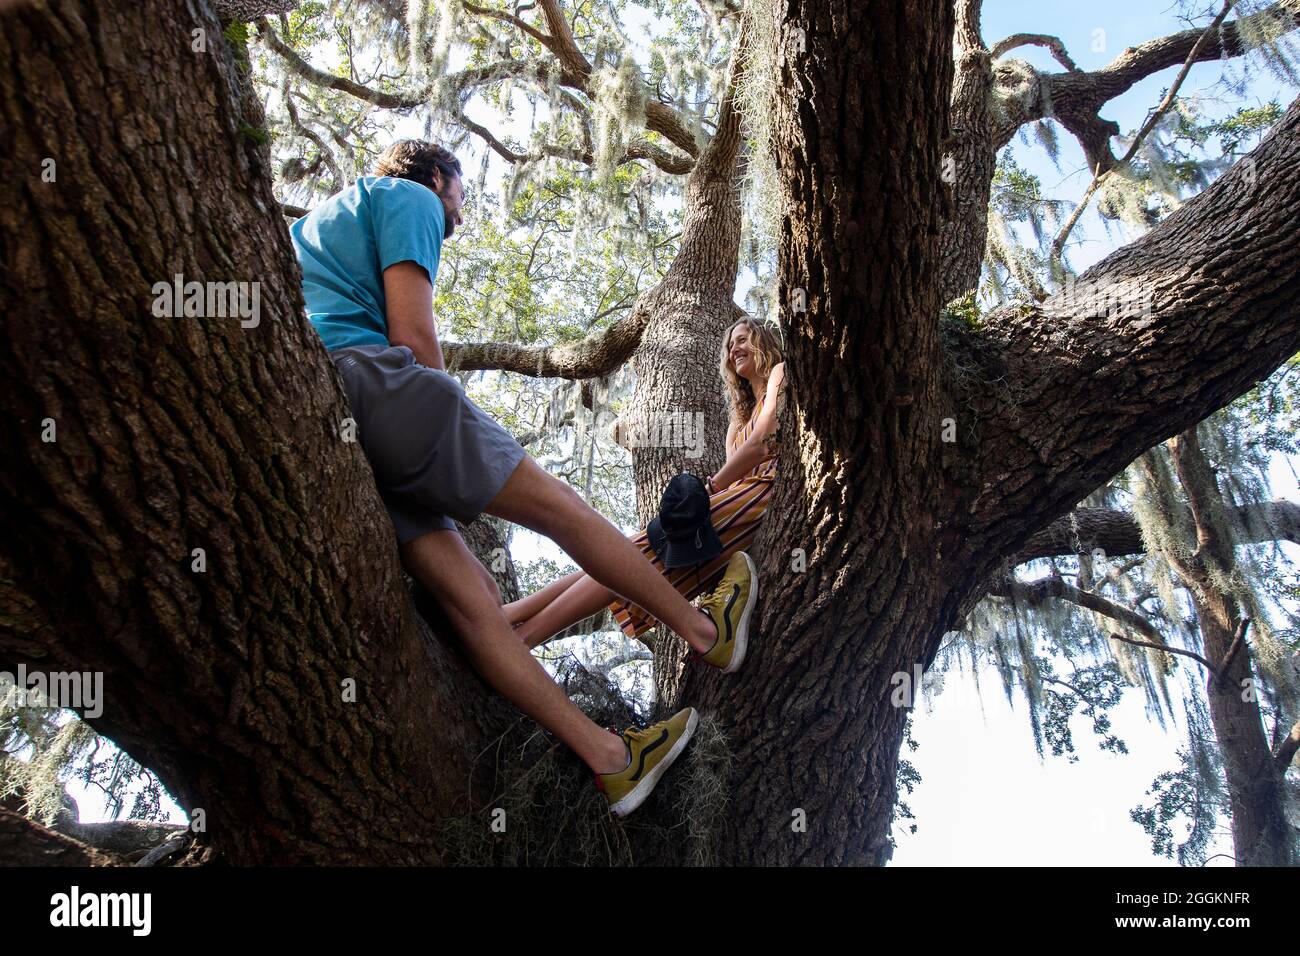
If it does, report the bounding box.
[484,454,596,541]
[402,531,494,616]
[443,569,504,633]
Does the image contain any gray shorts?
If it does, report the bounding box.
[331,344,527,545]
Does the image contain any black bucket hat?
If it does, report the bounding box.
[646,473,724,569]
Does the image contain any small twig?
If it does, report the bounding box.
[1108,631,1220,679]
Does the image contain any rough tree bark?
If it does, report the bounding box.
[3,0,1299,867]
[663,0,959,865]
[939,0,996,305]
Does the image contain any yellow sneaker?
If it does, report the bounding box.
[695,551,757,674]
[596,707,699,817]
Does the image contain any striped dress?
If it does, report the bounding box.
[609,409,778,639]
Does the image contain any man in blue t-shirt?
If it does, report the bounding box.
[290,140,757,816]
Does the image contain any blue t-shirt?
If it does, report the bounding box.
[290,176,445,351]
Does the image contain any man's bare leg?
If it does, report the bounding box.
[400,529,629,775]
[484,457,716,655]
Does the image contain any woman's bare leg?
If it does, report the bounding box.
[503,569,583,625]
[484,457,716,654]
[514,573,621,648]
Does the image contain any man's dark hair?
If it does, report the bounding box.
[373,140,462,192]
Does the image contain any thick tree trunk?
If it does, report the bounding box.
[661,0,959,865]
[939,0,996,304]
[664,5,1300,865]
[616,18,751,702]
[627,16,750,528]
[1188,588,1295,865]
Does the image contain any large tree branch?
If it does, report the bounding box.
[1049,1,1238,267]
[701,0,751,173]
[444,300,650,378]
[1107,631,1219,675]
[1086,0,1298,93]
[468,0,706,159]
[258,19,582,115]
[941,0,996,302]
[54,814,187,858]
[263,0,703,161]
[989,33,1079,71]
[1012,500,1300,564]
[952,95,1300,573]
[991,574,1238,682]
[992,573,1166,643]
[1170,426,1241,572]
[258,12,700,173]
[461,0,552,47]
[954,0,985,55]
[256,16,430,108]
[530,0,703,158]
[0,808,120,866]
[535,0,592,79]
[992,0,1300,163]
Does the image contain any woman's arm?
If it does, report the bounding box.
[723,418,740,457]
[705,419,742,494]
[709,362,785,491]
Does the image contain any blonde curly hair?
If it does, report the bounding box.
[718,317,784,432]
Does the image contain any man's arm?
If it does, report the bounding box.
[383,261,446,370]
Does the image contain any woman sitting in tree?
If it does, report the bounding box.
[506,317,786,672]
